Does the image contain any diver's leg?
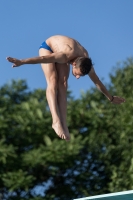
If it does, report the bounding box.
[56,63,70,140]
[39,48,69,140]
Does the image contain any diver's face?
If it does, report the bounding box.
[72,66,83,79]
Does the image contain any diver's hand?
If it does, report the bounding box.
[6,57,23,67]
[110,96,125,104]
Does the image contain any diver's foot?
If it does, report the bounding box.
[52,121,70,141]
[63,125,70,141]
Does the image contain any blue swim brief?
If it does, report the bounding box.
[39,41,53,52]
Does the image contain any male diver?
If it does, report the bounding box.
[6,35,125,141]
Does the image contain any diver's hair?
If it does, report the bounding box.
[75,57,93,75]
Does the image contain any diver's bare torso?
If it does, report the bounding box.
[46,35,88,62]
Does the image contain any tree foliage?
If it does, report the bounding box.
[0,58,133,200]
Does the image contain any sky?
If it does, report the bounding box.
[0,0,133,98]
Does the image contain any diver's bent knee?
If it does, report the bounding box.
[58,80,68,89]
[47,76,58,86]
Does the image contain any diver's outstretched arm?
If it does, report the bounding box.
[89,67,125,104]
[6,53,68,67]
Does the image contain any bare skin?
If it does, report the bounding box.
[6,35,125,140]
[39,48,70,140]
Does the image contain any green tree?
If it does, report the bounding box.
[0,57,133,200]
